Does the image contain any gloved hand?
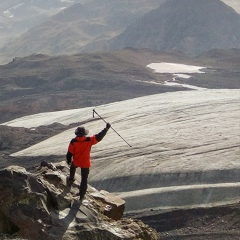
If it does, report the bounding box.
[106,123,111,129]
[66,152,72,165]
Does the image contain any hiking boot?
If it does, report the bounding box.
[67,176,75,185]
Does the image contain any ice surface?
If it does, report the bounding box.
[3,89,239,173]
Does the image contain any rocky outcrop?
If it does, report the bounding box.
[0,161,159,240]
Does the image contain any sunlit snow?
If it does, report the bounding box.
[3,89,239,171]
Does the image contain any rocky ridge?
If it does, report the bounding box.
[0,161,159,240]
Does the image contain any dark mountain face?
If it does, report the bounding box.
[109,0,240,56]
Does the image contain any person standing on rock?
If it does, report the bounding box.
[66,123,111,200]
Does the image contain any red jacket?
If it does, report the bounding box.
[66,127,109,168]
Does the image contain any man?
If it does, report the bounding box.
[66,123,111,200]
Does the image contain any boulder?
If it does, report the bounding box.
[89,189,125,220]
[0,161,159,240]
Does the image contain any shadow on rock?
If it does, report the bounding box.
[0,160,160,240]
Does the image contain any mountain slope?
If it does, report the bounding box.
[0,0,77,48]
[109,0,240,56]
[0,49,187,123]
[0,48,239,123]
[0,0,165,64]
[0,0,239,64]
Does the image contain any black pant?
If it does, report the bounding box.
[70,163,89,199]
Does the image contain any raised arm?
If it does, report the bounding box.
[95,123,111,142]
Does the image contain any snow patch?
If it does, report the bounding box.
[146,62,207,90]
[60,0,74,2]
[173,74,192,79]
[147,62,206,74]
[3,3,25,18]
[1,107,93,128]
[164,81,206,90]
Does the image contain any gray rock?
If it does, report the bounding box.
[0,161,159,240]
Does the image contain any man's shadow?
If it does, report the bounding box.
[48,178,98,239]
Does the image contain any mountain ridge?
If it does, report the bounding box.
[1,0,239,64]
[109,0,240,56]
[0,0,165,64]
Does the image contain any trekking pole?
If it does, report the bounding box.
[93,109,132,147]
